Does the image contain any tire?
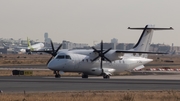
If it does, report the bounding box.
[55,74,61,78]
[82,74,88,78]
[103,75,110,79]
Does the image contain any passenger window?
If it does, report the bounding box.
[56,55,64,59]
[66,55,71,59]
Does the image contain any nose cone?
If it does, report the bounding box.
[47,59,64,70]
[47,59,57,70]
[143,58,153,64]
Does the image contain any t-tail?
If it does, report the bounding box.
[27,37,34,51]
[125,25,173,57]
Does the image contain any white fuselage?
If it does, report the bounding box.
[18,43,44,53]
[27,43,44,50]
[47,50,152,76]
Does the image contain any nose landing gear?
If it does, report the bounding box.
[54,71,61,78]
[82,73,88,78]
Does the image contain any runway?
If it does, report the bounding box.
[1,63,180,69]
[1,75,180,92]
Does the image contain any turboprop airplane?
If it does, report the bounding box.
[37,25,173,79]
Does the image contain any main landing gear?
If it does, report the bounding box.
[82,74,88,78]
[103,74,110,79]
[81,73,110,79]
[54,71,61,78]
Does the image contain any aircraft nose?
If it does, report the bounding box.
[47,59,64,70]
[47,59,57,70]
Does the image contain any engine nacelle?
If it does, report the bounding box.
[89,68,102,75]
[88,68,115,76]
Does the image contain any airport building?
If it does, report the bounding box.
[1,37,180,55]
[62,40,89,49]
[111,38,118,49]
[44,32,51,44]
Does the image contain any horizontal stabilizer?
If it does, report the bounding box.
[128,27,173,30]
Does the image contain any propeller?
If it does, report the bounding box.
[46,40,62,65]
[91,40,112,75]
[49,40,62,57]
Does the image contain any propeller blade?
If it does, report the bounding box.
[50,39,55,52]
[46,56,53,65]
[92,47,99,53]
[103,56,111,63]
[55,44,62,53]
[100,40,104,74]
[101,40,103,53]
[92,56,100,61]
[103,48,112,54]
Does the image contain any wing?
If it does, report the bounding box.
[90,49,167,62]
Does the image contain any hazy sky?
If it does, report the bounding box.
[0,0,179,46]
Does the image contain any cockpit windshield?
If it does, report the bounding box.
[56,55,71,59]
[56,55,64,59]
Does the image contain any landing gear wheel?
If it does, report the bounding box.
[54,71,61,78]
[103,74,110,79]
[55,74,61,78]
[82,74,88,78]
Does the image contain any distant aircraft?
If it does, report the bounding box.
[35,25,173,78]
[3,37,44,54]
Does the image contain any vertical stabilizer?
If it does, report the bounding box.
[27,37,34,51]
[126,25,173,57]
[132,25,154,52]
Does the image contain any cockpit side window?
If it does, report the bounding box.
[56,55,64,59]
[66,55,71,59]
